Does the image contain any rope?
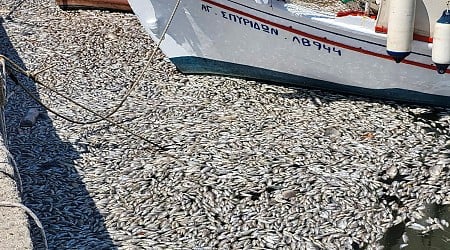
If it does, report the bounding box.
[0,0,182,151]
[1,0,181,126]
[7,68,167,151]
[6,150,23,193]
[1,58,7,145]
[5,0,27,19]
[0,201,48,250]
[2,58,37,248]
[0,4,183,250]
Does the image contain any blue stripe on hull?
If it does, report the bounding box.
[171,56,450,107]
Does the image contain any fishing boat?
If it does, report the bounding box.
[128,0,450,107]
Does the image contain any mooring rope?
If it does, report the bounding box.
[0,0,182,151]
[0,201,48,250]
[7,71,168,151]
[5,0,27,19]
[1,41,44,250]
[0,2,182,249]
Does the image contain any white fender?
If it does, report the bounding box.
[386,0,416,63]
[432,10,450,74]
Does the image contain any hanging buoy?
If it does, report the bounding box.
[386,0,416,63]
[432,10,450,74]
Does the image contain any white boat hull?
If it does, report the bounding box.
[129,0,450,107]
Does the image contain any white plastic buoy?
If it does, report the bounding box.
[432,10,450,74]
[386,0,416,63]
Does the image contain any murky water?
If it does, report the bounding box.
[381,204,450,250]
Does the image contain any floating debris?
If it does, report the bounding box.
[19,108,40,127]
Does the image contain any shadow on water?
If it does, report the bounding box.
[271,81,450,115]
[1,17,116,249]
[381,204,450,250]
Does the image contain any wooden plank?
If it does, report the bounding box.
[56,0,132,12]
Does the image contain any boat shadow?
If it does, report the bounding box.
[269,81,450,119]
[1,17,116,249]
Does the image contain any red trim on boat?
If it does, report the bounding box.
[375,25,388,34]
[201,0,449,74]
[413,34,433,43]
[336,10,376,19]
[375,25,433,43]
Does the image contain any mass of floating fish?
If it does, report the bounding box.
[1,0,449,249]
